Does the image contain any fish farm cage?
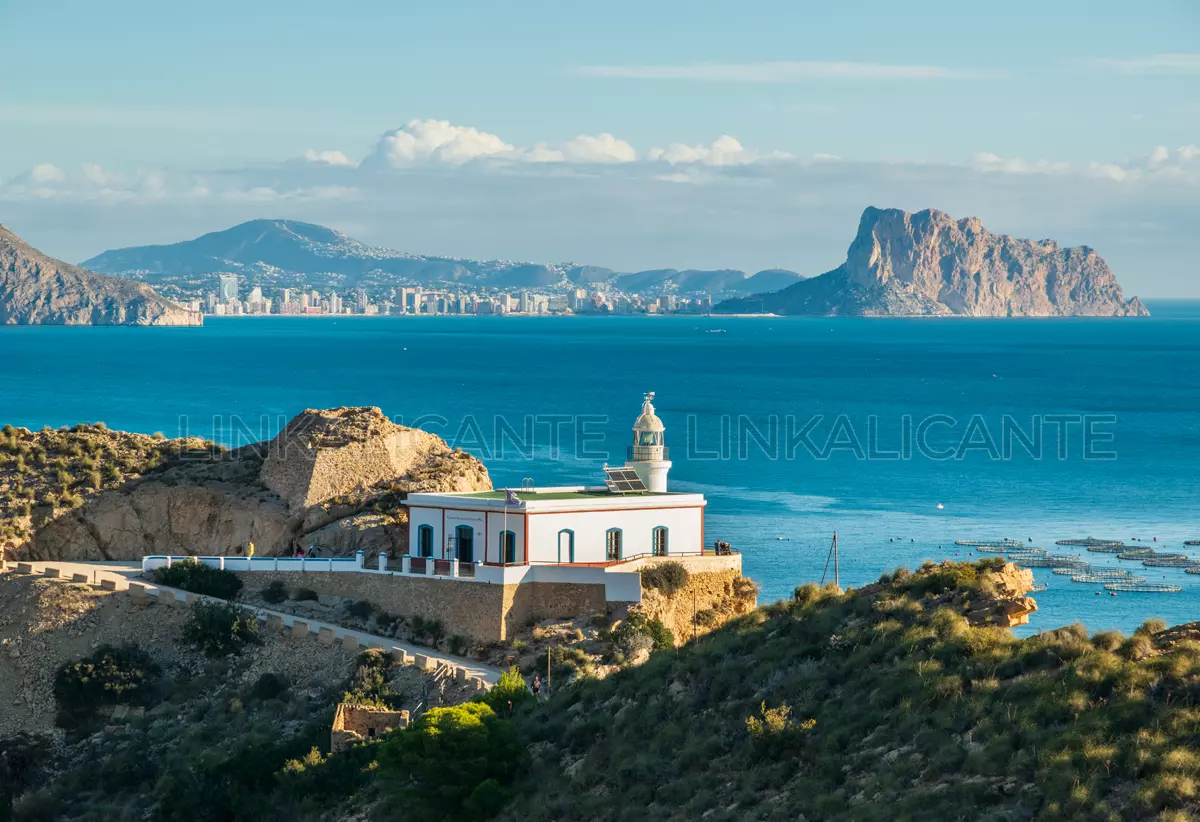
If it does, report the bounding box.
[1053,567,1133,578]
[1072,574,1147,584]
[1103,582,1183,593]
[1056,538,1123,548]
[1014,558,1088,569]
[1031,583,1048,592]
[1143,558,1200,568]
[1118,550,1159,560]
[954,539,1024,548]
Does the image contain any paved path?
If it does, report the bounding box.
[6,560,503,685]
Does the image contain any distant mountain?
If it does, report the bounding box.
[0,225,201,326]
[716,207,1149,317]
[83,219,801,296]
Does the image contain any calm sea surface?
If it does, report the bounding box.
[4,302,1200,635]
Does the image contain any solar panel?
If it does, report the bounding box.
[603,465,647,494]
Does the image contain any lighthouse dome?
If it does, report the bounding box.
[633,392,665,433]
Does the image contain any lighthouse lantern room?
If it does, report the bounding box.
[625,391,672,493]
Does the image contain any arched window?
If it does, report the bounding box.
[558,529,575,564]
[501,530,517,564]
[417,525,434,558]
[606,528,623,562]
[652,526,668,557]
[455,525,474,563]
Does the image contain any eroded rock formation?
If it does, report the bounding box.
[13,407,490,561]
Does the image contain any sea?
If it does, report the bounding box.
[4,302,1199,636]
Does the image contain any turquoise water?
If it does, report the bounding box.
[3,303,1199,635]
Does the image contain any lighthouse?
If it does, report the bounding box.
[626,391,672,492]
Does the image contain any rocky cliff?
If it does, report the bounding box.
[716,207,1149,317]
[0,225,202,326]
[6,407,490,562]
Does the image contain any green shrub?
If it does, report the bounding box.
[183,600,261,657]
[292,587,320,602]
[260,580,288,604]
[609,612,675,657]
[379,702,523,821]
[0,733,55,816]
[448,634,467,655]
[640,562,690,596]
[411,615,446,645]
[478,666,534,715]
[249,672,290,701]
[53,644,160,729]
[695,608,717,627]
[152,558,243,601]
[346,599,374,620]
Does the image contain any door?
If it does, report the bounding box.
[501,530,517,564]
[455,525,474,563]
[558,530,574,563]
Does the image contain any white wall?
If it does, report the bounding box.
[527,506,703,564]
[408,506,527,564]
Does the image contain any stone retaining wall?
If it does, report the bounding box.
[235,570,608,641]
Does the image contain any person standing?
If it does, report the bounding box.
[531,674,542,700]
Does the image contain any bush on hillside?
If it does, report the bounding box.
[478,666,533,715]
[608,611,674,658]
[639,562,690,596]
[379,702,523,821]
[152,558,243,601]
[53,645,161,729]
[183,600,261,657]
[0,733,55,817]
[260,580,288,604]
[292,588,320,602]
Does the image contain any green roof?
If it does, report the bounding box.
[459,489,662,501]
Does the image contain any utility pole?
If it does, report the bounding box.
[834,531,840,592]
[546,644,551,700]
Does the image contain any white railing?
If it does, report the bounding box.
[139,550,643,601]
[142,552,366,574]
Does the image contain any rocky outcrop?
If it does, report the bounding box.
[14,407,490,561]
[0,224,202,325]
[716,206,1149,317]
[964,563,1038,628]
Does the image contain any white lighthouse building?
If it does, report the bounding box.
[625,391,672,492]
[403,392,722,568]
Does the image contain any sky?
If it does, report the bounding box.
[0,0,1198,296]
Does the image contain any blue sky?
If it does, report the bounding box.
[1,0,1198,295]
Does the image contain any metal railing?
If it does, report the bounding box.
[458,561,477,578]
[433,559,453,577]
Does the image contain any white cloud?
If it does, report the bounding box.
[303,149,355,167]
[1148,145,1170,166]
[558,133,637,164]
[1092,54,1200,74]
[578,60,998,82]
[1179,145,1200,161]
[648,135,786,166]
[29,163,65,183]
[971,153,1071,175]
[1087,162,1129,182]
[370,119,514,167]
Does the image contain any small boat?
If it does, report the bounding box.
[936,503,944,510]
[1031,583,1048,592]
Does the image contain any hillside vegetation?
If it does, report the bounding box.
[503,559,1200,821]
[7,559,1199,821]
[0,423,215,555]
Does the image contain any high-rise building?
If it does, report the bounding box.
[218,274,239,303]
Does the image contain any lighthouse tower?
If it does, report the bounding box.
[625,392,672,492]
